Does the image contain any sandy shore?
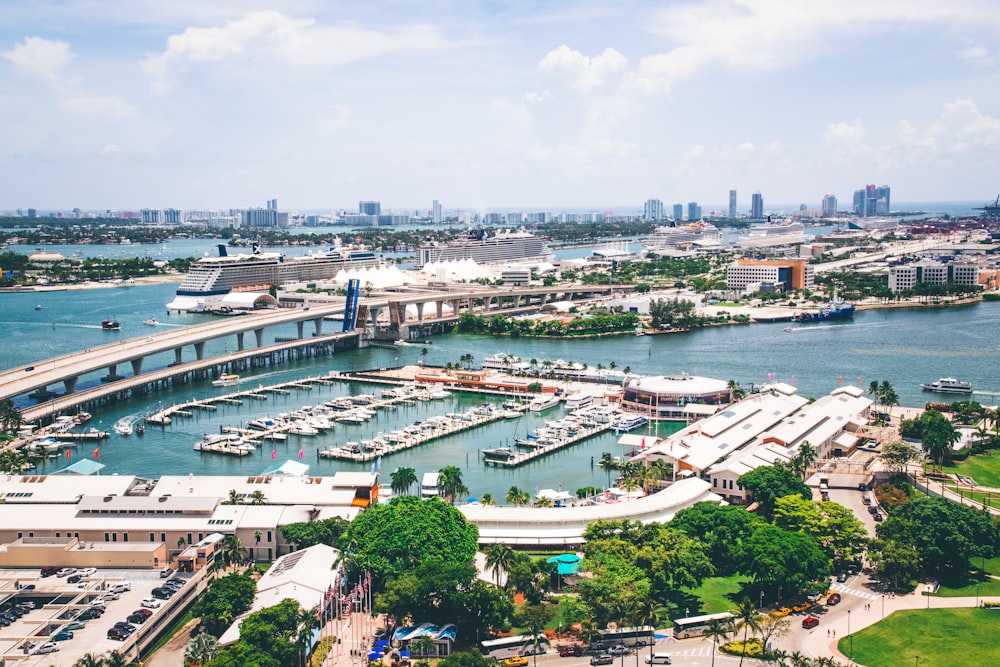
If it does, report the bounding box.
[0,273,183,292]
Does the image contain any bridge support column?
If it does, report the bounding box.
[297,321,305,339]
[174,348,183,365]
[514,295,522,308]
[415,303,424,321]
[105,364,119,380]
[254,329,264,347]
[131,358,144,375]
[63,376,78,394]
[313,317,324,336]
[450,299,460,317]
[436,301,443,319]
[194,342,205,360]
[237,332,245,351]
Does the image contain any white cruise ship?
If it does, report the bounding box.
[643,222,722,253]
[416,229,553,268]
[168,244,381,311]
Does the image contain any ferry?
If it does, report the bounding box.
[416,228,553,268]
[613,413,649,432]
[563,393,593,410]
[167,243,381,311]
[212,374,241,387]
[528,396,560,413]
[921,378,973,394]
[101,318,121,330]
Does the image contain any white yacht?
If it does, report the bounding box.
[921,378,973,394]
[528,395,560,413]
[420,472,441,498]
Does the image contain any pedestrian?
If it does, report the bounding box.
[832,629,836,638]
[826,630,830,637]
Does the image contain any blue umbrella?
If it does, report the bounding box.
[368,653,382,661]
[400,652,411,658]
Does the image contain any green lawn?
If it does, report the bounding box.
[683,575,750,614]
[840,608,1000,666]
[949,449,1000,487]
[941,485,1000,510]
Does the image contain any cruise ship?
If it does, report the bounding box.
[643,222,722,254]
[167,244,381,311]
[416,229,553,268]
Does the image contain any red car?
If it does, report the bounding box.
[801,616,820,629]
[826,593,842,606]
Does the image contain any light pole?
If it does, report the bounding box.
[926,584,931,609]
[881,594,885,620]
[976,582,981,607]
[915,655,919,667]
[847,609,853,662]
[759,591,764,610]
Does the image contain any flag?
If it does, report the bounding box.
[298,449,304,460]
[641,437,646,450]
[791,374,795,383]
[365,570,372,586]
[370,461,376,474]
[271,449,277,459]
[93,448,99,458]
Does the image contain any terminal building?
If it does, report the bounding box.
[620,373,731,421]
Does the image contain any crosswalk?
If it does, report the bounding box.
[664,646,714,658]
[830,582,880,601]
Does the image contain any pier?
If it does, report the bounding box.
[483,421,612,467]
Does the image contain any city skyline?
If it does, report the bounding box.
[2,1,999,210]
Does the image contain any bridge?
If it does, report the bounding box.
[1,283,632,413]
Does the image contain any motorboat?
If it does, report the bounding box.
[101,318,121,330]
[563,393,593,410]
[143,318,159,326]
[113,419,133,436]
[921,378,973,394]
[288,422,319,436]
[783,327,793,332]
[613,413,649,432]
[482,446,516,461]
[247,418,278,431]
[502,409,523,419]
[426,388,451,399]
[35,304,43,310]
[212,374,241,387]
[262,432,288,442]
[529,395,560,413]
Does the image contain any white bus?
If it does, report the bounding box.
[595,625,655,648]
[671,612,734,639]
[480,634,550,659]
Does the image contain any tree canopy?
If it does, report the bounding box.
[736,465,812,518]
[279,516,349,550]
[193,573,256,638]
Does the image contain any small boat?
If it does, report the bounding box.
[35,304,43,310]
[143,318,159,326]
[72,411,92,425]
[135,424,145,435]
[263,432,288,442]
[613,413,649,432]
[502,409,522,419]
[528,396,560,413]
[212,374,241,387]
[921,378,973,394]
[247,418,277,431]
[101,318,121,330]
[113,419,133,436]
[634,323,645,336]
[783,327,793,332]
[482,446,516,461]
[288,422,319,436]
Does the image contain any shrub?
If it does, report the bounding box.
[874,480,912,510]
[720,638,764,657]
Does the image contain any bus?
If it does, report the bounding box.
[671,612,734,639]
[480,634,550,659]
[595,626,655,648]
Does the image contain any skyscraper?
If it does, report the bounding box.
[687,202,702,221]
[643,199,664,221]
[672,204,684,221]
[751,192,764,220]
[821,195,838,216]
[728,190,737,219]
[431,199,442,224]
[852,185,890,217]
[359,201,381,215]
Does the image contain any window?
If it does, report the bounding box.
[161,533,166,543]
[150,533,155,542]
[111,533,117,542]
[187,533,192,544]
[123,533,129,542]
[267,531,272,542]
[104,532,110,542]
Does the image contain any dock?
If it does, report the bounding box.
[483,422,612,467]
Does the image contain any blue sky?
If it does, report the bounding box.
[2,0,999,212]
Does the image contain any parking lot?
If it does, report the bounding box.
[0,566,192,665]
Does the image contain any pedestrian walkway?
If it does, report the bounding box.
[829,582,880,601]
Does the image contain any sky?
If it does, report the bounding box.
[2,0,1000,213]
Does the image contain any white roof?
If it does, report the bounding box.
[627,373,730,397]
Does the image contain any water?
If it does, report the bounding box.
[3,283,999,501]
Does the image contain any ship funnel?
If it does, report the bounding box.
[217,244,228,257]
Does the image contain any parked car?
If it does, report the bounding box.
[67,574,83,584]
[36,642,60,654]
[591,656,614,666]
[64,621,86,630]
[165,577,187,589]
[140,598,162,609]
[56,568,77,578]
[159,567,174,578]
[128,612,150,624]
[873,513,884,522]
[78,608,103,621]
[0,616,12,627]
[503,657,529,667]
[108,582,132,594]
[52,630,74,641]
[826,593,842,606]
[560,646,585,657]
[836,572,847,583]
[801,617,820,629]
[132,608,153,618]
[113,621,136,635]
[608,645,631,656]
[151,587,174,600]
[99,591,120,601]
[78,567,98,577]
[107,627,129,641]
[771,606,792,618]
[40,566,59,577]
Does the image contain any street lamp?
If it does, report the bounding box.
[847,610,853,662]
[915,655,919,667]
[976,582,981,607]
[926,584,932,609]
[759,591,764,609]
[881,594,885,620]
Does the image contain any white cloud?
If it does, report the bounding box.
[957,44,996,67]
[3,36,74,81]
[737,142,755,153]
[522,90,553,105]
[539,45,627,92]
[142,9,449,93]
[60,96,137,118]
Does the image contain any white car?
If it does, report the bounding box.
[98,591,119,601]
[108,582,131,594]
[56,568,77,578]
[36,642,59,654]
[78,567,98,577]
[140,598,162,609]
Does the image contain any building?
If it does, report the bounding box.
[620,373,731,421]
[853,185,890,217]
[672,204,684,221]
[644,199,665,221]
[359,201,381,216]
[726,259,815,291]
[242,207,279,228]
[506,211,523,225]
[751,192,764,220]
[728,190,737,219]
[687,202,702,221]
[821,195,838,216]
[140,209,161,225]
[432,199,442,224]
[888,259,981,292]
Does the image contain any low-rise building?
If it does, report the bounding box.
[726,259,815,292]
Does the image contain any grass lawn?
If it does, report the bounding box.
[684,575,750,614]
[949,449,1000,487]
[840,608,1000,666]
[941,484,1000,510]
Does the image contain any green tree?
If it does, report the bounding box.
[279,516,349,550]
[789,442,818,480]
[733,597,763,667]
[224,489,242,505]
[438,650,496,667]
[185,632,221,666]
[672,502,766,577]
[437,465,469,504]
[73,654,105,667]
[0,398,22,433]
[220,534,248,569]
[738,524,830,594]
[192,573,256,637]
[867,539,920,591]
[704,618,732,667]
[598,452,618,487]
[506,486,529,507]
[514,604,555,667]
[390,466,418,496]
[484,543,515,588]
[919,409,961,466]
[737,466,812,518]
[879,440,923,474]
[249,490,267,505]
[773,495,868,563]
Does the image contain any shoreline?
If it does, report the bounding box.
[0,273,183,292]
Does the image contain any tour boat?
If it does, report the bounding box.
[212,374,241,387]
[528,396,560,413]
[101,318,121,330]
[920,377,973,394]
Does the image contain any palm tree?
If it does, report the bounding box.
[704,618,732,667]
[249,490,267,505]
[295,605,319,667]
[598,452,618,487]
[632,597,668,664]
[480,492,495,506]
[791,441,818,480]
[390,466,417,496]
[506,486,529,507]
[0,398,22,433]
[437,465,468,504]
[221,534,247,569]
[73,654,104,667]
[104,651,129,667]
[867,380,881,407]
[224,488,242,505]
[253,530,262,561]
[185,632,221,666]
[484,543,514,588]
[412,635,436,658]
[733,597,762,667]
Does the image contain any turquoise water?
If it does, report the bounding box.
[2,282,999,500]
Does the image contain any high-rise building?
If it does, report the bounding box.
[852,185,890,217]
[728,190,737,219]
[643,199,664,221]
[140,209,161,224]
[267,198,278,211]
[821,195,838,216]
[751,192,764,220]
[687,202,702,221]
[672,204,684,221]
[359,201,381,216]
[431,200,442,224]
